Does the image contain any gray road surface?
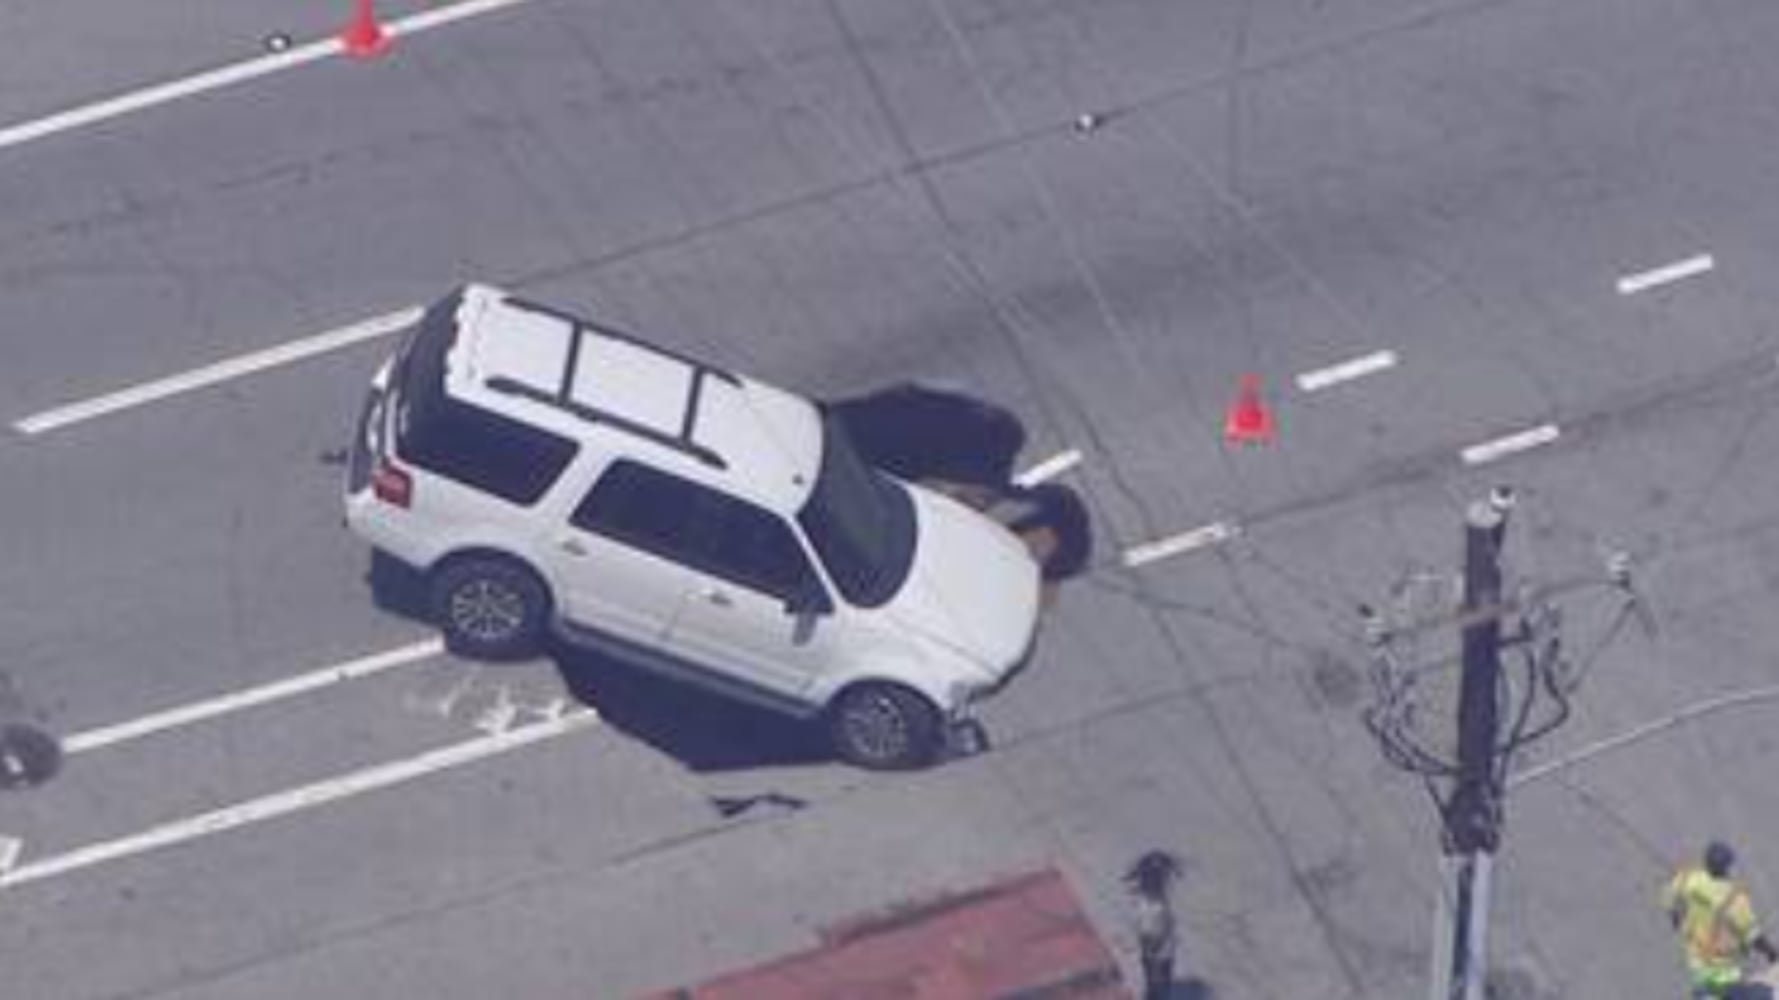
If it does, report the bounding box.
[3,0,1779,997]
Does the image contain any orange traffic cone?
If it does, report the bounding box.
[1224,374,1274,444]
[340,0,392,58]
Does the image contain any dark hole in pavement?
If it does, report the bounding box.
[827,382,1027,488]
[0,723,62,790]
[828,382,1093,582]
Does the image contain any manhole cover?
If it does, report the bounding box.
[0,723,62,790]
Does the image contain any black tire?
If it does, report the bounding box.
[827,683,943,770]
[428,555,550,661]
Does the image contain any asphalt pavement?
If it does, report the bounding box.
[3,0,1779,998]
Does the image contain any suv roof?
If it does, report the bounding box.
[442,284,821,513]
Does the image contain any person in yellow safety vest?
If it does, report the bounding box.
[1663,841,1779,998]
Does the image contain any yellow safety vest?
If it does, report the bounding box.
[1663,866,1761,988]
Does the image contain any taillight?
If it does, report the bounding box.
[371,462,412,508]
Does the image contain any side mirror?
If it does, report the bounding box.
[783,581,832,617]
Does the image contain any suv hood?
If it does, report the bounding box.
[882,487,1041,681]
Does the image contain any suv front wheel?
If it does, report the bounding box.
[429,555,550,661]
[828,683,943,770]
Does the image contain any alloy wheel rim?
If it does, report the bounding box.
[844,691,908,762]
[450,578,525,642]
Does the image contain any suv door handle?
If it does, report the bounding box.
[558,537,588,557]
[701,587,732,608]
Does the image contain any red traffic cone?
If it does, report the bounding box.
[1224,374,1274,444]
[340,0,392,58]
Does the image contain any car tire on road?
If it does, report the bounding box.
[428,555,550,661]
[828,682,942,770]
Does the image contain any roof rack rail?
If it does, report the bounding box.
[502,294,740,386]
[486,375,727,470]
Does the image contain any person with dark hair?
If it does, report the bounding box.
[1663,841,1779,998]
[1124,850,1182,1000]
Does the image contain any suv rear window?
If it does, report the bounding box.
[394,293,579,505]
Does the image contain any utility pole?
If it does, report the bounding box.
[1429,487,1512,1000]
[1360,486,1649,1000]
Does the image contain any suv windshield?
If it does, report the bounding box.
[797,412,916,608]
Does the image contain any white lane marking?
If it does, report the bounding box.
[1616,254,1713,295]
[471,685,520,736]
[390,0,540,36]
[1294,349,1399,393]
[0,709,600,891]
[1122,521,1239,568]
[1013,448,1083,488]
[0,836,20,874]
[1508,683,1779,790]
[0,0,541,153]
[13,305,420,436]
[62,639,444,755]
[1459,423,1561,466]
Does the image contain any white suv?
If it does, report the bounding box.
[344,284,1042,768]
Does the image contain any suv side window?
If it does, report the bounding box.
[573,461,817,599]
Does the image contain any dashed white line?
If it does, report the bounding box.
[1616,254,1714,295]
[0,709,601,891]
[13,305,419,436]
[1294,349,1399,393]
[62,639,444,754]
[0,0,541,154]
[1013,448,1083,488]
[1122,521,1239,568]
[1459,423,1561,466]
[0,835,20,874]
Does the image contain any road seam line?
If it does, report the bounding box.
[1616,254,1713,295]
[0,0,541,153]
[1122,521,1239,568]
[1294,349,1399,393]
[12,305,420,436]
[61,638,444,754]
[0,709,600,891]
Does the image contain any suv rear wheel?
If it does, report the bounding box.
[429,555,549,661]
[828,683,942,770]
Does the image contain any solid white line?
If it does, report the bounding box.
[1616,254,1713,295]
[61,639,445,755]
[0,0,542,153]
[1508,683,1779,790]
[1459,423,1560,466]
[0,44,339,152]
[13,305,420,436]
[0,709,600,891]
[1013,448,1083,488]
[1294,349,1399,393]
[391,0,540,36]
[1122,521,1239,568]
